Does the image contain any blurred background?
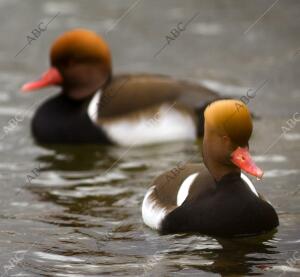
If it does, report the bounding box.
[0,0,299,276]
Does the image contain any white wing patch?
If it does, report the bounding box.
[142,186,167,230]
[177,173,199,206]
[241,173,259,197]
[87,90,101,122]
[101,104,196,146]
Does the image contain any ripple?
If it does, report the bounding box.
[284,133,300,141]
[42,2,78,15]
[271,265,300,273]
[31,171,127,187]
[264,169,299,178]
[51,186,129,198]
[0,162,28,171]
[201,79,246,96]
[0,1,299,276]
[0,93,9,102]
[0,106,33,117]
[119,161,148,171]
[34,251,84,262]
[254,155,287,163]
[189,23,223,36]
[168,7,184,20]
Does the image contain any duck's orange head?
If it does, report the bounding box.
[203,99,263,179]
[22,29,112,100]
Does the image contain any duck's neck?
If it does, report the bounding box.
[206,159,241,182]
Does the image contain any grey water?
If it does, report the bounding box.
[0,0,299,276]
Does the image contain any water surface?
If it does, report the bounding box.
[0,0,299,276]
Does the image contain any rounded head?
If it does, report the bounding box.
[22,29,112,100]
[203,99,263,179]
[50,28,111,71]
[204,99,252,147]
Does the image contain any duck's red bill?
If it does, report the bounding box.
[231,146,264,179]
[21,67,62,92]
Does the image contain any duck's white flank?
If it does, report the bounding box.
[101,104,197,146]
[142,186,167,230]
[177,173,199,206]
[241,173,259,197]
[87,90,101,122]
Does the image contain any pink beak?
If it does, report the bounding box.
[231,146,264,179]
[22,67,63,92]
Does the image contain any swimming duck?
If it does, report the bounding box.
[142,100,279,237]
[22,28,220,145]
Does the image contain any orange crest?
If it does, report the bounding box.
[50,28,111,71]
[204,99,253,146]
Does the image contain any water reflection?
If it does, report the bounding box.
[16,142,284,276]
[210,233,279,276]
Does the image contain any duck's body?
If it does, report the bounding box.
[32,74,219,145]
[23,29,220,145]
[142,100,279,237]
[142,163,278,237]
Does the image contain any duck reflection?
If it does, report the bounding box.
[194,231,279,276]
[34,143,114,172]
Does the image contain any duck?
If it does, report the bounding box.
[142,99,279,237]
[22,28,221,145]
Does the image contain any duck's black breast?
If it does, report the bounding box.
[161,173,279,237]
[31,94,111,144]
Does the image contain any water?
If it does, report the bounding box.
[0,0,299,276]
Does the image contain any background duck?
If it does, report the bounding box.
[22,28,221,145]
[142,99,279,237]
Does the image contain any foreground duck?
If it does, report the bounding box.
[22,28,220,145]
[142,100,279,237]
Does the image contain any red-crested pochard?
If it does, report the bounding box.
[142,100,279,237]
[22,28,221,145]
